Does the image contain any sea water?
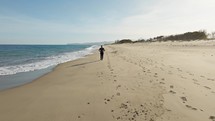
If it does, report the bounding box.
[0,44,98,90]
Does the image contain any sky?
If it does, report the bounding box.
[0,0,215,44]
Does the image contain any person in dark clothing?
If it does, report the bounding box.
[99,45,105,60]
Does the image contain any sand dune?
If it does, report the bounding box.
[0,40,215,121]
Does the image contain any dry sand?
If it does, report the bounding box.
[0,40,215,121]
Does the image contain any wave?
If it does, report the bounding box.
[0,45,98,76]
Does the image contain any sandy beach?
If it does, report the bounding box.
[0,40,215,121]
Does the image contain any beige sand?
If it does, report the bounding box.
[0,40,215,121]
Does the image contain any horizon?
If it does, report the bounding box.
[0,0,215,44]
[0,41,112,45]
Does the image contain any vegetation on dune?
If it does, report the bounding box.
[115,39,133,44]
[114,30,214,44]
[162,31,207,41]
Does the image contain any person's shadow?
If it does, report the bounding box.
[68,60,100,67]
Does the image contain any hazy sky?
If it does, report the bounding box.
[0,0,215,44]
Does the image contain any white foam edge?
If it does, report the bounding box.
[0,45,99,76]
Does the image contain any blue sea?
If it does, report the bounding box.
[0,44,98,90]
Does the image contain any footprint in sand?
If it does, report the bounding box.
[204,86,211,90]
[159,82,165,84]
[160,67,164,71]
[200,75,205,78]
[169,90,176,94]
[104,98,111,104]
[154,75,158,78]
[147,70,151,73]
[154,73,158,78]
[207,78,215,81]
[116,85,121,90]
[113,100,151,120]
[120,103,128,109]
[180,75,187,79]
[169,65,173,68]
[186,105,197,110]
[116,92,120,96]
[177,68,182,72]
[194,82,200,85]
[181,97,187,103]
[209,116,215,121]
[192,79,198,82]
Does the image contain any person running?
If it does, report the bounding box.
[99,45,105,60]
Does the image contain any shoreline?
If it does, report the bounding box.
[0,41,215,121]
[0,66,54,91]
[0,49,97,91]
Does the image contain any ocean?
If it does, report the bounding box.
[0,44,98,90]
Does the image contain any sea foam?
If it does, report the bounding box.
[0,45,98,76]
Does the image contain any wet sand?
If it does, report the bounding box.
[0,40,215,121]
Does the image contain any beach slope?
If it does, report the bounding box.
[0,40,215,121]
